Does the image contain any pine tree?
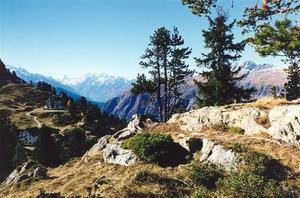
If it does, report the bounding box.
[13,140,27,166]
[169,27,192,115]
[250,18,300,100]
[284,63,300,100]
[132,27,191,122]
[35,126,60,166]
[134,27,171,122]
[270,86,278,99]
[195,12,255,107]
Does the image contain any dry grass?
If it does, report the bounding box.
[255,114,271,128]
[0,155,189,198]
[246,97,288,110]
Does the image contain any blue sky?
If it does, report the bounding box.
[0,0,291,79]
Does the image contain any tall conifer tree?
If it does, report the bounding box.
[132,27,191,121]
[195,11,255,107]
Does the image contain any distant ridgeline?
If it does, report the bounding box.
[0,59,25,86]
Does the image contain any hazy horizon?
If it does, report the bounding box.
[0,0,290,79]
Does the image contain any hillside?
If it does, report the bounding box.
[1,97,299,198]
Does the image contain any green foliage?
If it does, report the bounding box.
[134,170,185,187]
[190,187,211,198]
[210,122,228,132]
[122,133,173,164]
[195,12,255,107]
[284,63,300,100]
[36,188,64,198]
[229,143,247,153]
[251,18,300,60]
[217,171,287,198]
[0,59,25,86]
[241,151,287,181]
[13,140,28,166]
[181,0,217,16]
[187,163,224,189]
[60,128,96,161]
[52,113,76,126]
[0,118,17,181]
[239,0,300,33]
[34,126,61,167]
[228,126,245,135]
[132,26,191,122]
[250,18,300,100]
[131,74,156,95]
[271,86,279,98]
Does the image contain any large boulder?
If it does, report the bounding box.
[200,138,240,170]
[82,135,111,161]
[268,105,300,145]
[168,106,266,135]
[103,143,138,166]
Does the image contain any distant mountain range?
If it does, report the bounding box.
[102,61,287,120]
[7,61,288,121]
[58,73,133,102]
[6,65,133,103]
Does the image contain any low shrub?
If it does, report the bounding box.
[187,163,224,189]
[228,126,245,135]
[217,171,287,198]
[133,170,185,187]
[229,143,247,153]
[36,188,64,198]
[241,151,287,181]
[210,122,228,132]
[190,187,211,198]
[122,132,179,164]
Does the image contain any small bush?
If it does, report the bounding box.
[242,151,287,181]
[133,170,185,187]
[36,188,64,198]
[187,163,224,189]
[191,187,211,198]
[217,171,287,198]
[210,122,228,132]
[228,126,245,135]
[229,143,247,153]
[122,133,183,165]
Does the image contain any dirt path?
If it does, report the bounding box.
[25,111,42,128]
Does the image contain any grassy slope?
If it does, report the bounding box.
[0,93,299,197]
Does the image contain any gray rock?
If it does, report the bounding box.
[168,106,266,135]
[3,169,19,185]
[3,162,47,186]
[82,135,111,160]
[200,138,239,170]
[103,143,138,166]
[268,105,300,145]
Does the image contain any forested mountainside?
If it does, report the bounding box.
[102,61,286,120]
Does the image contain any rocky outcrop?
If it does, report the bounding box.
[82,135,111,161]
[168,106,267,135]
[268,105,300,145]
[3,161,47,186]
[103,143,138,166]
[82,115,148,165]
[200,138,240,170]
